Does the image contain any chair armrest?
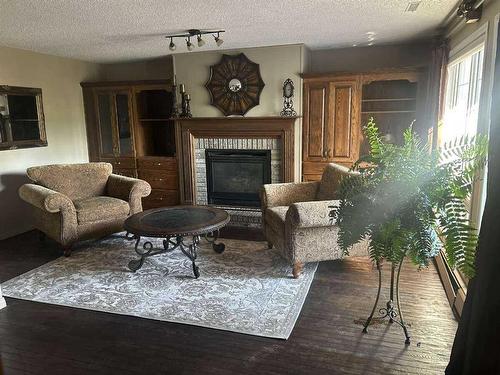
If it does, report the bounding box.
[107,174,151,214]
[286,200,339,229]
[261,181,319,209]
[19,184,75,213]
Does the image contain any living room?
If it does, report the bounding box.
[1,1,499,374]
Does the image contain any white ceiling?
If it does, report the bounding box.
[0,0,457,63]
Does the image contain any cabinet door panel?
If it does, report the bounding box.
[303,83,328,161]
[327,80,360,163]
[115,93,134,156]
[331,84,352,158]
[96,94,115,156]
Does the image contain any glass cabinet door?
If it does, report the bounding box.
[95,90,134,158]
[114,92,134,156]
[96,93,115,156]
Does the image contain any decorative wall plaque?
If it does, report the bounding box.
[205,53,265,116]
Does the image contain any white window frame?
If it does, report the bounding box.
[436,21,494,317]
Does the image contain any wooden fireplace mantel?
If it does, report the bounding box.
[175,117,297,204]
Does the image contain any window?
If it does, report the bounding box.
[440,46,484,148]
[0,86,47,150]
[436,42,487,316]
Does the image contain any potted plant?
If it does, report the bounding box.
[330,118,488,344]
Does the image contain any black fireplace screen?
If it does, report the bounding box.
[205,149,271,207]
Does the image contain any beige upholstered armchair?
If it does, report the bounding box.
[261,163,369,278]
[19,162,151,256]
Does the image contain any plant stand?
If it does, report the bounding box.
[362,260,411,345]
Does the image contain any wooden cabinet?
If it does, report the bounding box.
[302,69,423,181]
[81,80,179,209]
[303,79,360,165]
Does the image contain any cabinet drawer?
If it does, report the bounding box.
[101,157,136,170]
[138,170,178,190]
[138,157,177,171]
[142,189,179,209]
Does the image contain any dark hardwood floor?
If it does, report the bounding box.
[0,228,457,375]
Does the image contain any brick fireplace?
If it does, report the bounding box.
[175,117,296,226]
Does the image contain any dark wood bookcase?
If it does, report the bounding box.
[81,80,179,209]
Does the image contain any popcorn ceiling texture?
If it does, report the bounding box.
[0,0,456,62]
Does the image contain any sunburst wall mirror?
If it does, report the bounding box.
[205,53,265,116]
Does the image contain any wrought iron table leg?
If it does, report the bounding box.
[363,260,382,333]
[179,235,200,279]
[204,230,225,253]
[128,236,154,272]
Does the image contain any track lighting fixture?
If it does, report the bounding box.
[168,37,176,51]
[165,29,225,52]
[214,32,224,47]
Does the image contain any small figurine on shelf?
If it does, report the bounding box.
[280,78,297,117]
[170,75,179,118]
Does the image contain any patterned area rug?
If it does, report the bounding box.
[1,234,317,339]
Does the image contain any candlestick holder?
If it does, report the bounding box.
[184,95,192,118]
[180,92,192,118]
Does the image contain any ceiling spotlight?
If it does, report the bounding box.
[186,37,194,51]
[197,34,205,47]
[214,32,224,47]
[168,37,176,51]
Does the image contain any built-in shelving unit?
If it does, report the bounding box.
[361,79,418,147]
[301,69,424,182]
[81,79,179,209]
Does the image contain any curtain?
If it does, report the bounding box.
[423,37,449,146]
[446,25,500,375]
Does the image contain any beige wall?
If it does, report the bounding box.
[309,42,432,73]
[101,56,173,81]
[0,46,102,239]
[173,44,307,180]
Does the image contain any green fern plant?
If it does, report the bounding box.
[331,118,488,278]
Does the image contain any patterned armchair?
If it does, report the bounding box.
[260,163,369,278]
[19,162,151,256]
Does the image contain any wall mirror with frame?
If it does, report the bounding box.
[0,85,47,151]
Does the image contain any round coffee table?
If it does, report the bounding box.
[124,205,230,278]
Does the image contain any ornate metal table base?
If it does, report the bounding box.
[362,260,411,345]
[127,230,225,279]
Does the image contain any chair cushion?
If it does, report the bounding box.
[265,206,288,231]
[316,163,351,200]
[73,196,130,224]
[27,163,112,201]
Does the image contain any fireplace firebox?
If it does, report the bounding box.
[205,149,271,207]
